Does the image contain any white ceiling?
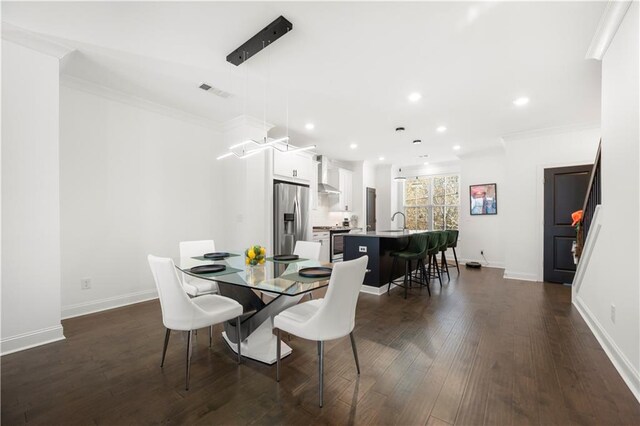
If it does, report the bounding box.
[2,1,605,165]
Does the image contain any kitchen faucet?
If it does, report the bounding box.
[391,211,407,231]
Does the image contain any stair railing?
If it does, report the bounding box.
[577,141,602,258]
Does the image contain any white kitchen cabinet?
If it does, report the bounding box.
[329,168,353,212]
[312,231,330,263]
[310,160,319,210]
[273,150,312,182]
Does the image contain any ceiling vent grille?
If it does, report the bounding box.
[199,82,231,98]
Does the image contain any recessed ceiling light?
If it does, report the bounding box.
[305,123,315,130]
[436,126,447,133]
[513,97,529,106]
[453,145,461,151]
[408,92,422,102]
[424,162,429,165]
[350,143,358,149]
[413,139,422,145]
[378,156,385,161]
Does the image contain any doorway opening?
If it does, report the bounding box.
[543,164,592,284]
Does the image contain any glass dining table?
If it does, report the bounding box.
[174,253,331,364]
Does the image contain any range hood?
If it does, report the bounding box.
[317,155,341,194]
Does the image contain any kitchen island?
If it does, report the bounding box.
[343,230,427,292]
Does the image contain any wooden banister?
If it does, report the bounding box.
[576,140,602,259]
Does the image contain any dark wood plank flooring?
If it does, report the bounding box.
[2,267,639,425]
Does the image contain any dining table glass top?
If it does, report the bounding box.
[173,253,331,296]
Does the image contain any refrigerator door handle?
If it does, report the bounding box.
[294,196,301,240]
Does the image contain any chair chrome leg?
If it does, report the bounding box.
[161,328,171,367]
[349,332,361,375]
[185,330,193,390]
[209,325,213,348]
[236,316,242,364]
[276,328,281,382]
[318,341,324,407]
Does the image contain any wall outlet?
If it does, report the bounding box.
[81,278,92,290]
[359,246,367,253]
[610,304,616,323]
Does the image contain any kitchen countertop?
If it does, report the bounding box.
[343,230,428,238]
[312,226,361,232]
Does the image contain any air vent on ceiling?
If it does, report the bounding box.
[199,82,231,98]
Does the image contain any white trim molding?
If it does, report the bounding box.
[501,122,600,143]
[1,21,75,59]
[503,270,539,282]
[573,295,640,402]
[586,0,633,60]
[62,289,158,320]
[456,258,505,269]
[360,283,396,296]
[60,74,222,131]
[1,325,65,356]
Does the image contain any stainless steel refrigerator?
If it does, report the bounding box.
[274,181,310,255]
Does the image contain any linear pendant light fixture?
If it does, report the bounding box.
[218,15,315,160]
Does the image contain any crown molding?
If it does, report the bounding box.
[456,145,506,160]
[221,115,274,134]
[586,0,633,60]
[2,21,75,59]
[60,74,222,131]
[501,122,600,142]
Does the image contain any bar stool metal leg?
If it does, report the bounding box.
[453,247,460,273]
[387,256,397,296]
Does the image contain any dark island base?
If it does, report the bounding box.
[344,235,421,288]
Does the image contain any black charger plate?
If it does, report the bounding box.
[204,252,230,259]
[298,267,332,278]
[190,264,226,274]
[273,254,299,261]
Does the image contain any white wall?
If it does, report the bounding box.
[502,126,600,281]
[458,149,506,267]
[573,2,639,401]
[59,83,224,318]
[1,40,65,353]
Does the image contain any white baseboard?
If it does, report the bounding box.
[503,270,539,282]
[360,283,397,296]
[457,258,505,269]
[573,295,640,403]
[62,289,158,319]
[1,325,65,356]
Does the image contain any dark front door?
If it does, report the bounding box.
[366,187,376,231]
[544,164,592,284]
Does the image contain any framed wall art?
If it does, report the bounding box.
[470,183,497,215]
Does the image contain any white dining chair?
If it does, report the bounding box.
[179,240,219,296]
[148,255,243,390]
[294,240,322,300]
[293,240,322,261]
[274,255,368,407]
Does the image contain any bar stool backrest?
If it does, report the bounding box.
[406,232,429,256]
[438,231,448,252]
[426,232,441,255]
[447,230,459,248]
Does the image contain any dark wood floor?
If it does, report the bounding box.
[2,267,639,425]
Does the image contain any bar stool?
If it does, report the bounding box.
[426,231,443,288]
[438,231,450,281]
[446,230,460,274]
[387,233,430,299]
